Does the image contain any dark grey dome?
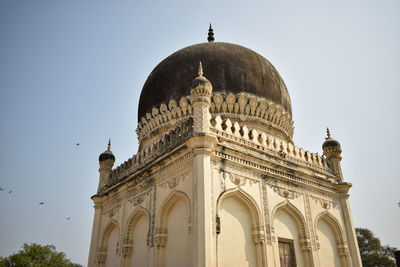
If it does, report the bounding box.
[322,138,341,150]
[99,149,115,162]
[138,42,292,121]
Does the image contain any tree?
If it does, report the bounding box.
[0,243,82,267]
[356,227,397,267]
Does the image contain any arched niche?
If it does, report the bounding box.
[98,220,120,267]
[315,211,350,267]
[122,206,151,267]
[272,200,312,267]
[155,190,192,267]
[216,188,266,267]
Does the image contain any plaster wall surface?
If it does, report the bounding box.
[105,226,119,267]
[317,218,341,267]
[218,196,257,267]
[89,104,361,267]
[273,209,305,267]
[130,215,149,267]
[164,198,190,267]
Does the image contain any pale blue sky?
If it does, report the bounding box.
[0,0,399,265]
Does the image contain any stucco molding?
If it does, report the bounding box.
[123,206,151,254]
[314,210,347,253]
[98,221,120,264]
[136,92,294,144]
[216,187,263,229]
[157,189,192,232]
[271,200,311,251]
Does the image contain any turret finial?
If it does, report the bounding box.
[198,61,203,76]
[107,139,111,150]
[326,128,331,139]
[208,23,215,42]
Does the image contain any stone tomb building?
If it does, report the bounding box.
[88,29,362,267]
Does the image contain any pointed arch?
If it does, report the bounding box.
[272,200,313,266]
[314,210,345,244]
[315,210,350,266]
[122,206,151,267]
[216,187,263,226]
[271,199,308,239]
[100,220,120,249]
[156,189,192,267]
[216,187,266,267]
[157,189,192,229]
[98,220,120,266]
[124,206,151,245]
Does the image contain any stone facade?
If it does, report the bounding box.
[88,40,362,267]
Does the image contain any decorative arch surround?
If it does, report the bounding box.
[157,189,192,231]
[216,188,267,266]
[272,200,313,266]
[272,200,309,242]
[315,210,351,266]
[98,221,120,265]
[314,211,345,246]
[121,206,151,267]
[122,206,151,254]
[216,187,263,227]
[155,189,192,267]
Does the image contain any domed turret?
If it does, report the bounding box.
[190,62,212,101]
[322,128,342,158]
[99,139,115,162]
[322,128,343,180]
[98,139,115,193]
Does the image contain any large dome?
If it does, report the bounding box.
[138,42,292,121]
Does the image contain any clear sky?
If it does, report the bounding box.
[0,0,399,265]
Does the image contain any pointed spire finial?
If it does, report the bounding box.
[326,128,331,139]
[198,61,203,76]
[107,139,111,150]
[208,23,215,42]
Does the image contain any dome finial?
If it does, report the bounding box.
[107,139,111,150]
[326,127,331,139]
[208,23,215,42]
[198,61,203,76]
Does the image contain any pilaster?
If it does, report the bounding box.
[336,182,362,267]
[188,62,217,267]
[88,197,103,267]
[187,134,218,267]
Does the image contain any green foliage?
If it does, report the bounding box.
[356,227,397,267]
[0,243,82,267]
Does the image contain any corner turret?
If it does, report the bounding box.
[98,139,115,193]
[322,128,343,181]
[190,62,212,134]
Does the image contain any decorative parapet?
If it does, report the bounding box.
[136,97,194,143]
[210,115,334,176]
[210,93,294,139]
[136,92,294,144]
[99,119,194,193]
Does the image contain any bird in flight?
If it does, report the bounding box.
[76,143,80,146]
[8,190,12,194]
[39,202,44,205]
[66,217,71,220]
[0,187,3,191]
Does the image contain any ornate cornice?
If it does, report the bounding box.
[136,92,294,144]
[214,150,337,194]
[210,115,335,178]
